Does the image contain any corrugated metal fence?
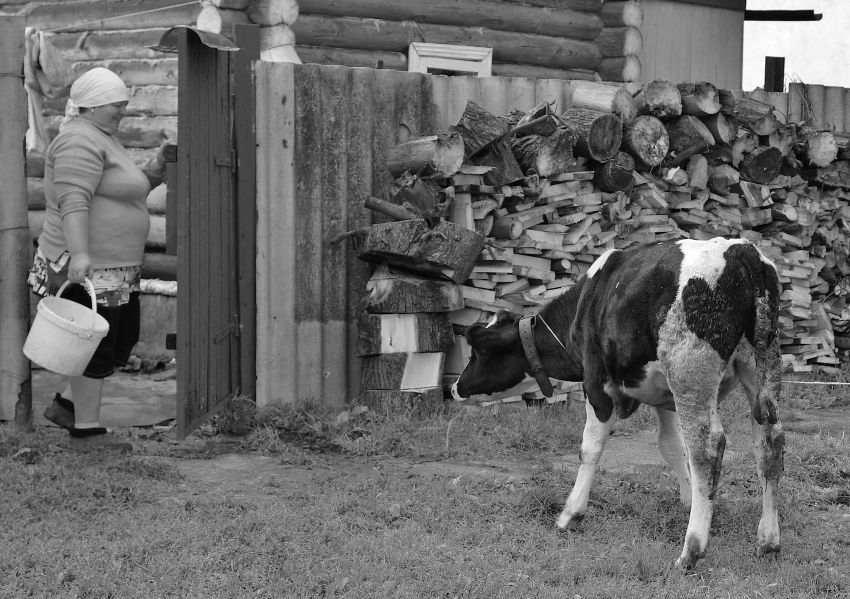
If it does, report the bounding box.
[253,64,850,408]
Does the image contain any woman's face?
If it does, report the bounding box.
[88,101,128,134]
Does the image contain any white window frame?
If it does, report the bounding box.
[407,43,493,77]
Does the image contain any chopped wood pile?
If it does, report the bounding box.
[354,79,850,412]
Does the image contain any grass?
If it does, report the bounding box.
[0,377,848,598]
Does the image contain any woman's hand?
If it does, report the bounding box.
[68,252,93,284]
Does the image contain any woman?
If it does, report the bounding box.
[29,67,168,443]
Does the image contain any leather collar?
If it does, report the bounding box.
[518,316,554,397]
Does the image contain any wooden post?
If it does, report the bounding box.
[0,16,31,425]
[764,56,784,92]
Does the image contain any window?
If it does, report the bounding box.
[407,43,493,77]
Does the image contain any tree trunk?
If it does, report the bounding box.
[562,107,623,162]
[598,56,641,83]
[364,265,464,313]
[357,312,454,356]
[664,115,715,166]
[596,26,642,57]
[634,79,682,121]
[739,146,783,184]
[594,151,635,192]
[571,81,635,123]
[360,352,445,390]
[387,131,465,178]
[677,81,721,116]
[622,114,669,168]
[702,112,738,146]
[600,0,643,27]
[511,126,577,177]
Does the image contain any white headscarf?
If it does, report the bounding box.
[61,67,130,127]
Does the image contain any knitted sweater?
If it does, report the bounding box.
[38,118,151,268]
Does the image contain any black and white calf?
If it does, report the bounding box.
[452,237,785,569]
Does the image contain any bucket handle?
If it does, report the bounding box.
[55,278,98,338]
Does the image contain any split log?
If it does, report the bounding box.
[596,26,642,57]
[731,131,759,167]
[387,131,465,178]
[364,265,464,313]
[634,80,682,121]
[705,144,734,166]
[797,130,839,168]
[353,219,485,284]
[364,196,419,221]
[622,115,668,168]
[196,4,251,34]
[600,0,643,27]
[571,81,635,123]
[739,146,782,185]
[211,0,251,8]
[471,141,525,187]
[719,91,780,136]
[686,154,709,189]
[664,115,715,166]
[247,0,300,25]
[707,164,740,195]
[762,125,796,157]
[391,175,446,221]
[802,160,850,189]
[360,352,445,390]
[594,151,635,192]
[702,112,738,146]
[455,101,511,158]
[771,203,798,222]
[491,215,524,240]
[357,312,454,356]
[510,126,577,177]
[562,107,623,162]
[677,81,721,117]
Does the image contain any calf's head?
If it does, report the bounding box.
[452,311,528,401]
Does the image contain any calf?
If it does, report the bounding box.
[452,237,784,569]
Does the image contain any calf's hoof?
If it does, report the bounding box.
[756,542,781,558]
[555,512,584,530]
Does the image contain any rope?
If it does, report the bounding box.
[782,379,850,385]
[45,1,201,33]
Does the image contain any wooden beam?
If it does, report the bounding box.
[764,56,785,93]
[745,10,822,21]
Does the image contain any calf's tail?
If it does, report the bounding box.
[752,261,781,425]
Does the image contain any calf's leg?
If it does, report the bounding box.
[654,407,692,508]
[667,356,727,570]
[556,397,617,529]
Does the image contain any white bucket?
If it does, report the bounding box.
[23,278,109,376]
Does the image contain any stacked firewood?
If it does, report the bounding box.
[355,79,850,410]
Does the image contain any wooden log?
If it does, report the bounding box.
[364,266,464,313]
[596,26,642,57]
[731,131,759,167]
[762,124,796,157]
[686,154,709,190]
[601,1,643,27]
[622,115,668,168]
[455,101,511,158]
[707,164,739,195]
[296,45,406,69]
[739,146,783,184]
[21,1,201,32]
[491,215,524,240]
[803,160,850,189]
[797,130,838,168]
[359,387,445,417]
[719,91,779,136]
[562,107,623,162]
[510,127,577,178]
[353,219,485,284]
[142,252,177,281]
[196,4,251,34]
[771,203,798,223]
[247,0,300,26]
[702,112,738,146]
[292,15,602,70]
[387,131,465,178]
[298,0,603,40]
[146,214,166,249]
[598,55,641,83]
[391,175,446,221]
[491,62,599,81]
[471,141,525,187]
[211,0,251,7]
[360,352,445,390]
[26,177,44,210]
[259,24,296,49]
[594,151,635,192]
[634,80,682,122]
[498,0,602,10]
[357,312,455,356]
[570,81,635,123]
[677,81,721,117]
[364,196,420,221]
[664,115,715,166]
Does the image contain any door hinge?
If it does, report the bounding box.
[214,149,237,173]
